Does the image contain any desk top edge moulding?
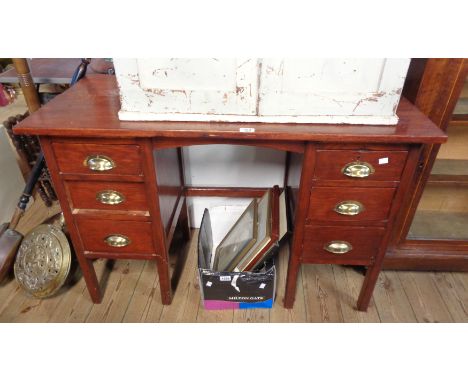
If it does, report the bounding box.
[114,58,410,125]
[14,74,446,143]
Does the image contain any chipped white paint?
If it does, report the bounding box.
[115,58,410,125]
[114,58,258,116]
[258,58,409,123]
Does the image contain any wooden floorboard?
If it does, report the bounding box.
[431,272,468,322]
[397,271,454,323]
[122,260,161,323]
[159,233,200,323]
[302,264,344,323]
[333,265,380,323]
[372,271,417,323]
[270,245,307,322]
[85,260,145,323]
[1,226,467,322]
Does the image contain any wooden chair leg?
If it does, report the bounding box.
[157,257,172,305]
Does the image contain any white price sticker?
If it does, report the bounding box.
[378,157,389,165]
[206,281,213,287]
[220,275,231,282]
[259,283,266,289]
[239,127,255,133]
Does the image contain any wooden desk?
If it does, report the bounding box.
[14,75,447,310]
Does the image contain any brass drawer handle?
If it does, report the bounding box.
[324,241,353,254]
[96,190,125,205]
[104,234,131,247]
[84,155,116,171]
[342,161,374,178]
[334,200,365,216]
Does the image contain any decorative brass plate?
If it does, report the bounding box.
[14,224,71,298]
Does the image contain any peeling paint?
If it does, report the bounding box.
[237,59,250,69]
[353,92,387,112]
[235,86,245,95]
[115,58,409,124]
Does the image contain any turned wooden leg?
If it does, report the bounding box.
[157,257,172,305]
[77,256,102,303]
[356,264,381,311]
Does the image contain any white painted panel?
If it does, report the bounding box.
[258,58,410,117]
[0,127,25,223]
[115,58,258,116]
[261,58,386,93]
[138,59,238,91]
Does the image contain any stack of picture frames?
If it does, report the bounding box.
[212,185,288,272]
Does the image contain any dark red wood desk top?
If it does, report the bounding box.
[14,74,447,144]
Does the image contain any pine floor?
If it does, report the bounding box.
[1,206,467,322]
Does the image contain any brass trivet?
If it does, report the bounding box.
[14,223,71,298]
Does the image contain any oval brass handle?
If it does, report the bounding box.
[96,190,125,205]
[334,200,365,216]
[84,155,115,171]
[104,234,131,247]
[324,241,353,254]
[342,161,374,178]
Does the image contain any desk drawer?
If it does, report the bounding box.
[52,142,143,176]
[65,181,149,213]
[307,186,395,223]
[302,225,385,265]
[76,217,155,254]
[314,149,408,181]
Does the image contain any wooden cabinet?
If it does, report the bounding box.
[387,58,468,271]
[14,75,445,311]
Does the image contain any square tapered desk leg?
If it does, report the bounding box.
[284,248,300,309]
[157,256,172,305]
[79,258,102,304]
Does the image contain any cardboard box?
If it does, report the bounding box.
[197,204,277,310]
[198,259,276,310]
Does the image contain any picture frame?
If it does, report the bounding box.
[212,199,258,272]
[235,189,273,272]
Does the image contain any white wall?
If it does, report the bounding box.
[183,145,285,227]
[0,127,25,224]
